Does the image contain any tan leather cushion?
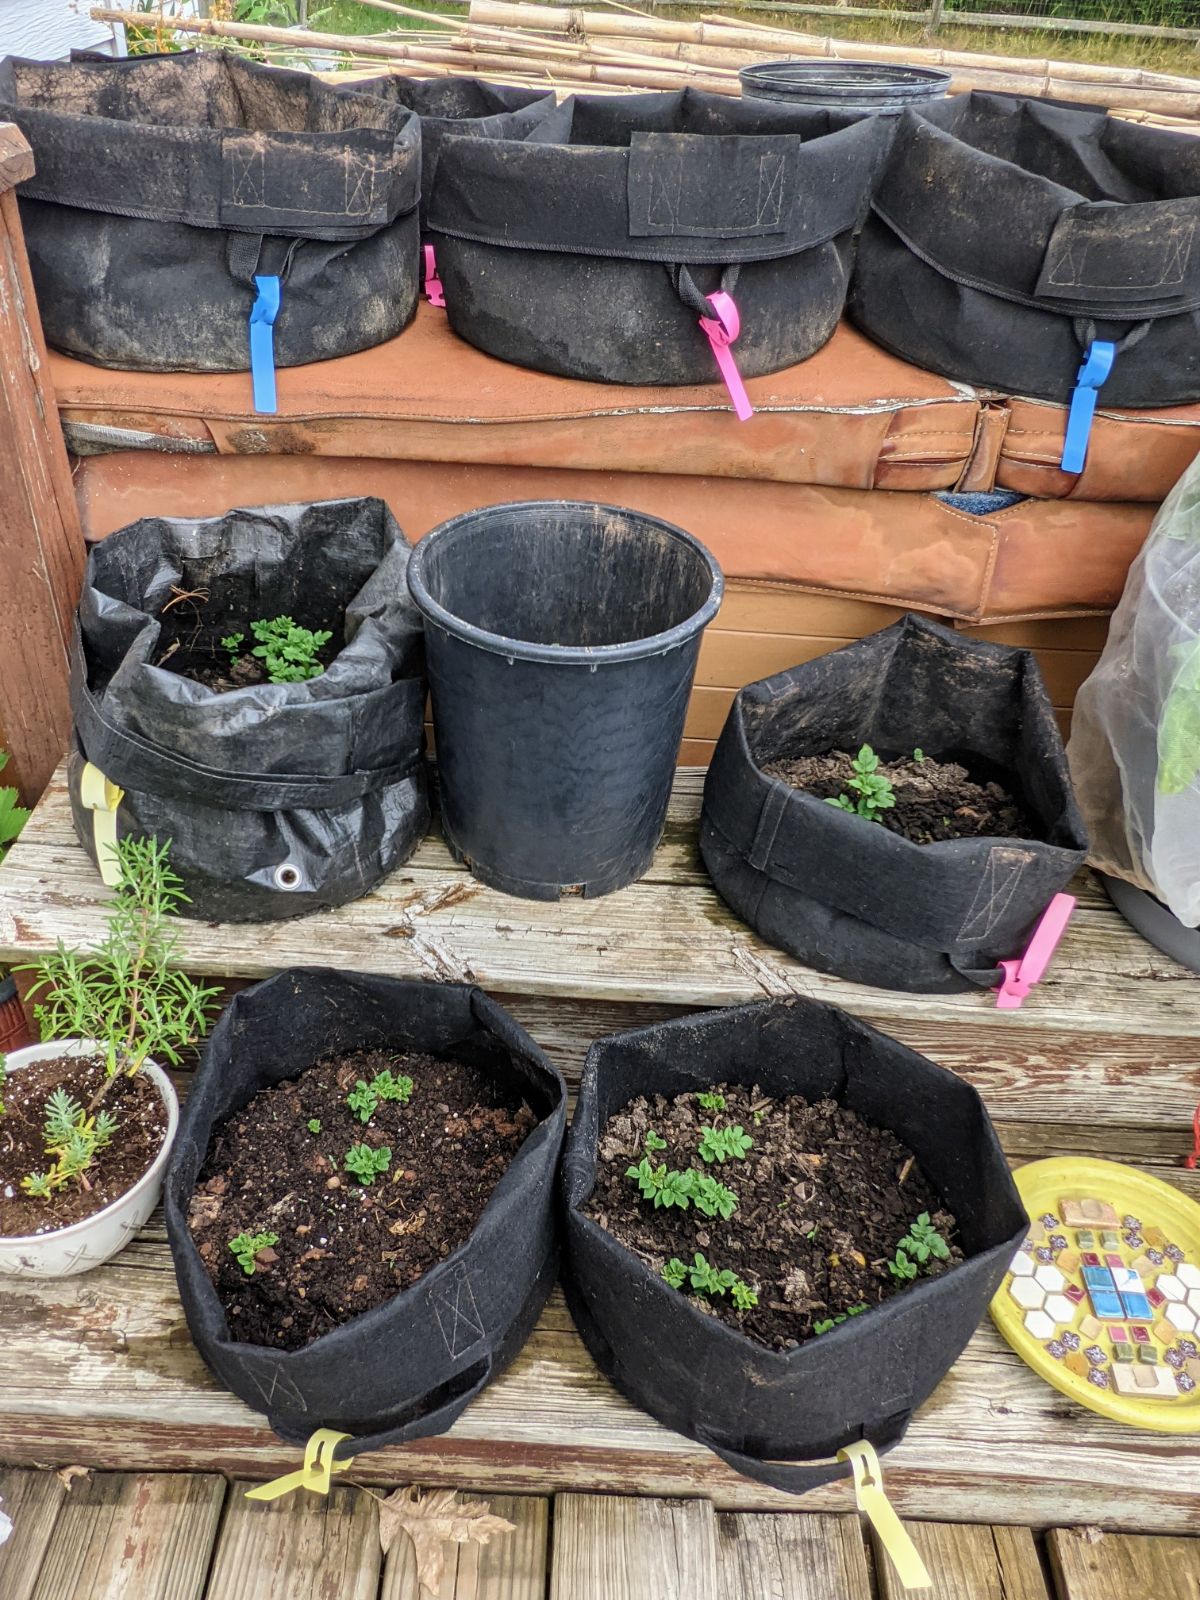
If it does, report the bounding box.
[71,447,1151,626]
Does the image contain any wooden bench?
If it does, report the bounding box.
[1,769,1198,1532]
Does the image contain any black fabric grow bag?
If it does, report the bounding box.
[563,997,1027,1494]
[0,50,421,371]
[427,87,892,385]
[166,968,566,1454]
[850,91,1200,406]
[352,75,554,225]
[700,614,1088,993]
[70,498,429,923]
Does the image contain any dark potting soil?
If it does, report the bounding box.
[189,1048,539,1352]
[153,593,342,692]
[763,749,1036,844]
[0,1054,168,1237]
[587,1084,962,1350]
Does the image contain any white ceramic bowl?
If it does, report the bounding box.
[0,1039,178,1278]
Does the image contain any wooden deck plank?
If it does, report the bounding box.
[715,1511,872,1600]
[1,773,1195,1039]
[205,1485,379,1600]
[381,1494,547,1600]
[1046,1527,1200,1600]
[28,1473,224,1600]
[549,1496,716,1600]
[0,1470,66,1600]
[873,1521,1051,1600]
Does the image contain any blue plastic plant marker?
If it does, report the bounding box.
[1060,339,1116,475]
[249,273,281,415]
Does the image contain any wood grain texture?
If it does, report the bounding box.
[2,772,1198,1042]
[380,1494,547,1600]
[550,1496,716,1600]
[206,1485,379,1600]
[1047,1527,1200,1600]
[715,1511,872,1600]
[0,127,34,191]
[874,1520,1050,1600]
[29,1473,224,1600]
[0,1469,65,1600]
[0,175,85,802]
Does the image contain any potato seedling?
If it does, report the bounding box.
[687,1253,758,1308]
[661,1257,688,1289]
[643,1130,667,1153]
[307,1118,321,1134]
[696,1092,725,1113]
[626,1158,693,1210]
[886,1247,919,1282]
[813,1303,868,1335]
[228,1229,279,1276]
[691,1173,738,1220]
[346,1069,415,1124]
[21,1087,118,1199]
[897,1211,950,1266]
[697,1124,753,1164]
[220,632,245,661]
[825,745,896,822]
[250,616,333,684]
[344,1143,392,1185]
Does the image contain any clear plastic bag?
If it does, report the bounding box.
[1068,455,1200,927]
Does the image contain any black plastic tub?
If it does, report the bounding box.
[850,92,1200,407]
[427,87,891,386]
[700,615,1089,993]
[1100,874,1200,974]
[740,60,950,115]
[407,501,723,900]
[166,968,566,1456]
[562,996,1027,1495]
[0,50,421,373]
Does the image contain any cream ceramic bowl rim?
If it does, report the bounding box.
[0,1039,177,1246]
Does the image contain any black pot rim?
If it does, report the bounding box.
[407,500,724,667]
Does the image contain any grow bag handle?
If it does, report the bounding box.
[71,626,423,811]
[696,1406,910,1495]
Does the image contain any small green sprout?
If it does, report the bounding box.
[689,1252,737,1297]
[697,1125,753,1165]
[643,1130,667,1153]
[696,1092,726,1113]
[344,1143,392,1184]
[307,1118,321,1134]
[691,1173,738,1220]
[887,1247,919,1282]
[825,745,896,823]
[806,1224,819,1242]
[751,1109,764,1127]
[250,616,333,684]
[347,1070,414,1124]
[661,1257,688,1289]
[731,1280,759,1311]
[220,632,245,661]
[625,1158,693,1210]
[228,1230,279,1276]
[372,1069,413,1105]
[896,1212,951,1268]
[813,1303,868,1336]
[912,747,926,763]
[347,1079,379,1123]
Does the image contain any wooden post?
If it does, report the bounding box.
[928,0,945,33]
[0,124,85,806]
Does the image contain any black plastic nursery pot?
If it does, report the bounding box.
[427,88,892,385]
[1100,874,1200,975]
[700,614,1089,994]
[407,501,723,901]
[850,91,1200,407]
[351,75,555,225]
[562,996,1028,1494]
[165,968,566,1454]
[739,60,950,115]
[0,50,421,372]
[70,498,429,923]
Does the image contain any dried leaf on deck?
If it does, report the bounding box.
[55,1465,91,1491]
[376,1484,515,1594]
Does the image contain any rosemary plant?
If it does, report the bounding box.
[22,836,220,1102]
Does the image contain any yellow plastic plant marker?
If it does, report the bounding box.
[78,763,125,887]
[838,1440,931,1590]
[244,1430,354,1503]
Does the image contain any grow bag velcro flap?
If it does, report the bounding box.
[75,498,425,801]
[872,96,1200,320]
[700,615,1088,987]
[165,969,567,1452]
[561,997,1027,1492]
[428,87,891,263]
[0,51,420,239]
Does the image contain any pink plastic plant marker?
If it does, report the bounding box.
[698,290,753,422]
[423,244,446,308]
[995,891,1076,1010]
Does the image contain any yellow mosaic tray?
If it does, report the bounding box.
[990,1156,1200,1433]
